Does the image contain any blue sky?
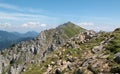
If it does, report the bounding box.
[0,0,120,33]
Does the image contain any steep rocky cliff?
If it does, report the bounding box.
[22,29,120,74]
[0,22,86,74]
[0,22,120,74]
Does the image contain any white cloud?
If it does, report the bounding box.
[77,22,119,32]
[0,22,47,33]
[0,3,22,11]
[0,3,59,32]
[0,12,49,21]
[22,22,47,28]
[40,24,47,27]
[0,10,57,33]
[78,22,94,26]
[0,23,12,28]
[24,8,45,13]
[76,22,97,31]
[0,3,44,13]
[22,22,39,28]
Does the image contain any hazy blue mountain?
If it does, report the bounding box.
[0,30,20,41]
[24,31,38,38]
[0,30,38,50]
[11,31,38,38]
[11,32,23,37]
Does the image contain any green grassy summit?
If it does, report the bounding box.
[57,21,86,38]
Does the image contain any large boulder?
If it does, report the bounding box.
[82,57,93,67]
[114,52,120,63]
[56,38,62,45]
[92,45,103,53]
[30,46,37,55]
[49,44,56,51]
[84,30,96,40]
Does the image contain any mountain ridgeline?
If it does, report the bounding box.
[0,22,120,74]
[0,22,86,74]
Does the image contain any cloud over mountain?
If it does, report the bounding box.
[77,22,118,31]
[0,22,47,33]
[78,22,94,26]
[22,22,47,28]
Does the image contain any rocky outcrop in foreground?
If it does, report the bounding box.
[38,32,114,74]
[23,28,120,74]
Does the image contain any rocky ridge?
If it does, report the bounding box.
[0,22,120,74]
[23,28,120,74]
[0,22,86,74]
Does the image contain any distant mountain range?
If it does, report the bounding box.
[0,30,38,50]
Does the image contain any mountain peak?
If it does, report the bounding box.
[58,21,79,28]
[63,21,75,26]
[56,22,86,38]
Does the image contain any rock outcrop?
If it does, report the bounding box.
[28,29,117,74]
[0,22,86,74]
[114,52,120,63]
[64,30,96,48]
[1,22,119,74]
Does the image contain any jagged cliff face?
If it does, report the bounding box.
[0,22,86,74]
[22,28,120,74]
[1,22,120,74]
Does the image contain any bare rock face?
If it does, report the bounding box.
[0,22,86,74]
[42,31,117,74]
[30,47,37,55]
[92,45,103,53]
[0,53,10,74]
[0,55,2,74]
[84,30,96,40]
[0,30,50,74]
[64,30,96,49]
[114,52,120,63]
[10,65,21,74]
[49,44,56,51]
[92,36,114,54]
[82,57,93,67]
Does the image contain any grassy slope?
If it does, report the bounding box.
[22,31,110,74]
[23,28,120,73]
[22,24,120,74]
[58,22,86,39]
[105,28,120,53]
[104,28,120,73]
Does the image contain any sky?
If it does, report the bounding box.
[0,0,120,33]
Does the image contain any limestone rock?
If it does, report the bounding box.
[82,58,93,67]
[114,52,120,63]
[92,45,103,53]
